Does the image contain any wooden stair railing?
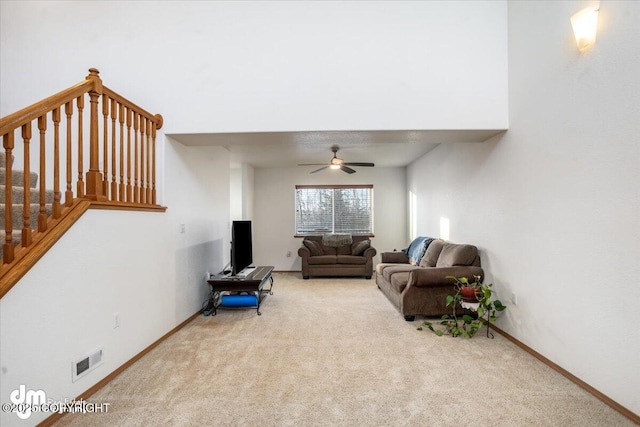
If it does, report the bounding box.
[0,68,165,298]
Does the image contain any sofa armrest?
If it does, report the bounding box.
[363,246,377,259]
[298,246,311,259]
[380,251,409,264]
[408,266,484,288]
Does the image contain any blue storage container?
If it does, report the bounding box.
[220,294,258,307]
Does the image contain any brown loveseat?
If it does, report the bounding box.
[298,235,376,279]
[376,238,483,321]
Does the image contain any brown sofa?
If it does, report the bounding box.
[375,239,483,321]
[298,235,377,279]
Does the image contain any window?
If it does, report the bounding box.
[295,185,373,235]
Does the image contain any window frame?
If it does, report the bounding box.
[294,184,374,237]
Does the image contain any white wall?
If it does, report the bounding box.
[0,139,230,427]
[0,1,508,133]
[241,164,254,221]
[407,1,640,415]
[230,164,254,224]
[253,167,406,271]
[230,167,242,221]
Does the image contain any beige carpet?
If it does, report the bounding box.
[54,273,635,426]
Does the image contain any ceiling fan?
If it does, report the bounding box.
[298,145,375,174]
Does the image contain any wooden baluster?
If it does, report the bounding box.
[126,107,132,203]
[118,103,125,201]
[110,98,117,200]
[84,68,105,201]
[133,113,139,203]
[37,115,47,232]
[146,118,151,204]
[77,95,84,198]
[140,117,146,204]
[21,123,33,247]
[65,101,74,206]
[102,94,109,199]
[3,132,15,264]
[151,122,157,205]
[52,107,62,218]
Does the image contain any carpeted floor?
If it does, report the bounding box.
[54,273,635,426]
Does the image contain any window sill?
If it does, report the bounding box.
[294,234,375,238]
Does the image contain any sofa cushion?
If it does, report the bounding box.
[419,239,445,267]
[351,239,370,255]
[336,245,352,255]
[303,239,323,256]
[308,255,338,265]
[337,255,367,265]
[383,264,419,282]
[375,263,396,276]
[390,271,411,294]
[435,243,478,267]
[321,244,337,255]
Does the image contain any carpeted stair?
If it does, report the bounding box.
[0,151,55,261]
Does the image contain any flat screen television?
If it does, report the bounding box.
[231,220,253,276]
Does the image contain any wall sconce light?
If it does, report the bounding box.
[571,5,599,51]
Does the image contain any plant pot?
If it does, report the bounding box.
[460,286,479,302]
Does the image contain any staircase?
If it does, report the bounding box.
[0,151,54,259]
[0,67,166,299]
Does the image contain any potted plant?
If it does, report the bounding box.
[457,276,480,302]
[418,275,507,338]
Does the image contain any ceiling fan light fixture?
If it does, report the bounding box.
[299,145,374,174]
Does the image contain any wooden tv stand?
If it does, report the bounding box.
[205,266,274,316]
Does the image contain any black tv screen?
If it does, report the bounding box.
[231,220,253,276]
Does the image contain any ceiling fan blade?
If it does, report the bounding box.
[343,162,375,167]
[310,166,330,174]
[298,163,330,166]
[340,165,356,174]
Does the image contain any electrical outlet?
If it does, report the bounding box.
[179,223,186,234]
[114,312,120,329]
[286,251,291,258]
[511,292,517,305]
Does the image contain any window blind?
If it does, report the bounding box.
[295,185,373,235]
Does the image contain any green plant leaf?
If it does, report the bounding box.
[446,295,454,306]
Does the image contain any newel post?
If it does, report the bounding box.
[84,68,106,201]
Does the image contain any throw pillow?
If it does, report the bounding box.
[351,240,370,256]
[435,243,478,267]
[303,240,323,256]
[420,240,445,267]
